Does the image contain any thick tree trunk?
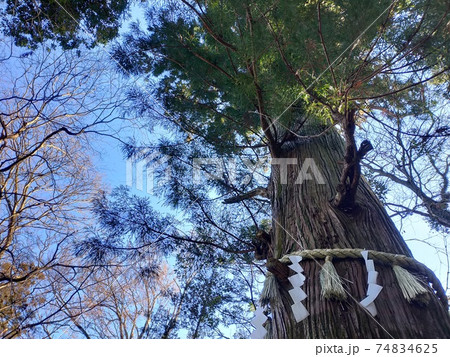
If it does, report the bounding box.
[267,129,450,338]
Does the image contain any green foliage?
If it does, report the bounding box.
[0,0,130,49]
[113,0,448,155]
[82,186,254,338]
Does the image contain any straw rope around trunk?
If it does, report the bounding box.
[279,248,448,307]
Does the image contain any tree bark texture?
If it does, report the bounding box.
[267,129,450,338]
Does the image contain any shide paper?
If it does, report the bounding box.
[360,250,383,316]
[288,255,309,322]
[250,303,267,339]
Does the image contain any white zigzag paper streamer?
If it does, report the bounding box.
[288,256,309,322]
[360,250,383,316]
[250,303,267,339]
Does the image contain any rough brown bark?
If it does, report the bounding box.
[266,129,450,338]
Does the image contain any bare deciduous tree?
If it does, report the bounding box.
[0,38,129,338]
[49,261,178,339]
[361,88,449,231]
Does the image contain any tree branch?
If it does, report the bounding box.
[223,187,268,204]
[334,109,373,210]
